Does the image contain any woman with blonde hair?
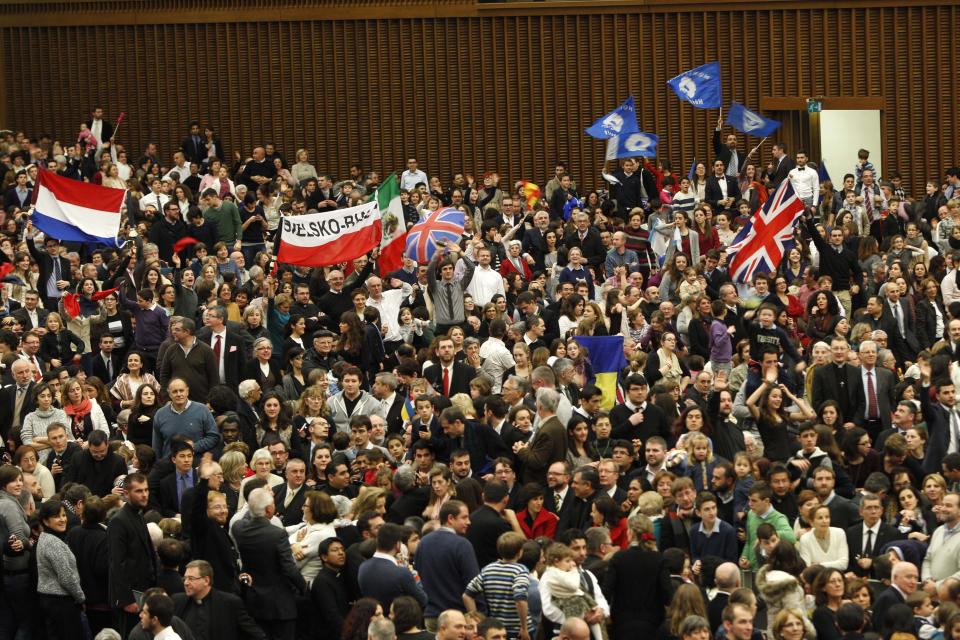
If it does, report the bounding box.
[450,393,477,419]
[664,583,708,640]
[771,608,814,640]
[423,465,456,521]
[218,449,247,513]
[350,486,388,520]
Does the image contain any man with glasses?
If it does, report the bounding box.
[173,560,264,640]
[148,200,188,264]
[11,290,46,332]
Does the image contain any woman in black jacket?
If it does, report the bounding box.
[915,276,946,349]
[65,496,111,636]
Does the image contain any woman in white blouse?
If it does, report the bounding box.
[286,490,337,585]
[797,504,849,570]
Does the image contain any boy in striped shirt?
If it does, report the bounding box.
[463,532,531,640]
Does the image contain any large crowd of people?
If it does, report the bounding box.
[1,107,960,640]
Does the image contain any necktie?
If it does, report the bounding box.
[53,259,60,282]
[13,386,26,428]
[864,529,874,557]
[865,189,874,218]
[893,304,904,336]
[866,371,879,420]
[214,335,222,360]
[284,487,295,508]
[445,283,454,318]
[105,356,112,380]
[32,357,42,381]
[442,367,450,396]
[179,473,189,505]
[951,410,960,454]
[555,491,562,508]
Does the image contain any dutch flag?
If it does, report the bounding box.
[31,167,125,247]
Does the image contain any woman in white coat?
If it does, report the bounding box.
[796,504,849,571]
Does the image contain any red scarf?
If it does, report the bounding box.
[64,398,93,440]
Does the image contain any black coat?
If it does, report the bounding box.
[844,522,904,578]
[107,503,158,609]
[811,362,859,420]
[63,450,127,498]
[704,175,742,211]
[916,299,946,349]
[563,228,606,272]
[195,327,247,389]
[173,588,266,640]
[872,586,906,634]
[152,468,198,517]
[385,487,430,525]
[767,155,795,189]
[190,479,239,593]
[465,505,512,568]
[90,351,124,385]
[231,515,306,621]
[423,361,477,397]
[0,380,37,441]
[311,566,349,640]
[65,522,110,607]
[610,402,671,443]
[27,237,73,306]
[604,546,673,637]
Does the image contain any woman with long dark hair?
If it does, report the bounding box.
[341,598,384,640]
[337,311,380,386]
[746,372,814,462]
[810,568,846,640]
[128,383,159,447]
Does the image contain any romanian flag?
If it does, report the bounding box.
[519,181,541,210]
[573,336,627,410]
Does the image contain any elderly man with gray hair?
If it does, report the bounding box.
[513,387,567,485]
[856,339,896,435]
[231,486,306,639]
[530,365,572,429]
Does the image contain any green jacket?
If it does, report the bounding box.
[741,506,795,570]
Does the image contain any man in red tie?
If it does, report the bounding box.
[854,339,895,440]
[424,337,476,398]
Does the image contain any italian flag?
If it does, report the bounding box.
[376,173,407,274]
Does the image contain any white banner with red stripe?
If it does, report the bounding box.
[277,200,382,267]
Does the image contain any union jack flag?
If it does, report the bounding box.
[405,207,465,263]
[726,179,805,284]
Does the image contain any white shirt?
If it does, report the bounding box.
[789,165,820,204]
[366,283,413,343]
[943,270,960,305]
[465,264,506,307]
[139,191,170,213]
[400,169,429,191]
[164,162,192,182]
[155,627,183,640]
[797,527,849,570]
[714,174,728,199]
[479,337,515,394]
[861,521,880,555]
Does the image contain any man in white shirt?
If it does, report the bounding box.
[788,151,820,207]
[465,243,506,306]
[139,177,170,213]
[479,320,515,394]
[942,257,960,306]
[164,151,192,183]
[139,593,182,640]
[365,276,413,346]
[399,158,429,191]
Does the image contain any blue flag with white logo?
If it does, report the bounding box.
[726,102,782,137]
[687,157,697,181]
[585,96,640,139]
[605,132,659,160]
[817,160,831,184]
[666,62,723,109]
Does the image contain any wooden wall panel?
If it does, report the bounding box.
[2,5,957,197]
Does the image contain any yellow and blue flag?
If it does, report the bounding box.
[401,397,416,423]
[573,336,628,410]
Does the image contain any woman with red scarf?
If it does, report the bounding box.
[62,377,110,443]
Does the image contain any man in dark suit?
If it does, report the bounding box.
[811,336,859,420]
[107,473,158,637]
[564,212,606,272]
[813,466,861,530]
[851,339,897,437]
[465,480,514,568]
[385,466,430,524]
[173,560,265,640]
[610,374,670,442]
[704,159,742,212]
[557,466,599,535]
[4,170,31,211]
[436,407,509,472]
[544,460,574,519]
[91,334,124,385]
[179,121,206,166]
[872,562,919,633]
[713,119,751,178]
[311,538,350,638]
[273,458,308,528]
[882,285,921,366]
[918,373,958,475]
[11,290,48,332]
[423,337,476,396]
[766,142,795,189]
[1,359,37,442]
[845,494,904,578]
[372,372,406,436]
[357,522,428,611]
[26,230,73,311]
[707,563,741,631]
[85,106,115,147]
[152,440,198,517]
[196,306,246,389]
[232,486,307,640]
[520,211,551,272]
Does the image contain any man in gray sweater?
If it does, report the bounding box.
[157,317,218,404]
[427,241,475,335]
